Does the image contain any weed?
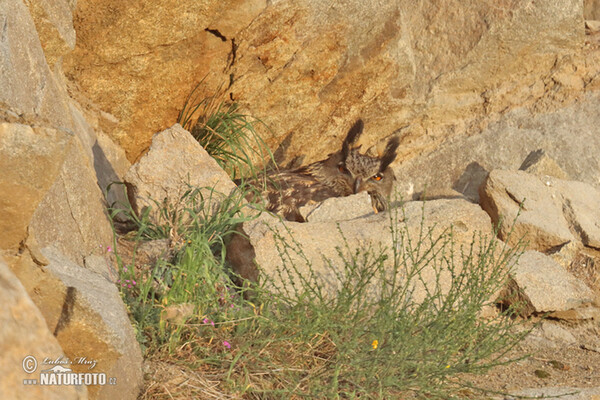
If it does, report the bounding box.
[177,80,272,181]
[110,185,528,398]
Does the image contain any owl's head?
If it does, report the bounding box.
[338,121,400,211]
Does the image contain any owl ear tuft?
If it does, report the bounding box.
[379,137,400,172]
[342,119,364,159]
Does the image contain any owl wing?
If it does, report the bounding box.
[249,171,341,222]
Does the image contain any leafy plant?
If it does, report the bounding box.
[110,184,530,398]
[177,80,272,181]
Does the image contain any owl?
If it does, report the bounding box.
[247,119,400,221]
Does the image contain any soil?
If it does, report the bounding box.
[465,319,600,396]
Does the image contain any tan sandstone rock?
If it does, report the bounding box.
[0,257,87,400]
[519,149,569,180]
[299,191,375,223]
[64,0,584,166]
[124,124,238,222]
[63,0,266,159]
[552,179,600,249]
[23,0,76,66]
[10,247,143,400]
[29,136,114,266]
[480,169,600,253]
[500,250,595,316]
[229,198,496,303]
[0,0,73,128]
[479,170,575,251]
[0,124,72,251]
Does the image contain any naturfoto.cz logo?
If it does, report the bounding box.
[21,355,117,387]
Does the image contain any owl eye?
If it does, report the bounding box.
[372,173,383,181]
[338,164,348,173]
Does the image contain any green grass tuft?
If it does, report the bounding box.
[177,80,272,181]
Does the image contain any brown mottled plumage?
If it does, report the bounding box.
[248,119,400,221]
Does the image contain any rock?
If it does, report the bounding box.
[523,320,578,348]
[64,0,266,160]
[0,256,87,400]
[0,123,72,251]
[549,240,583,270]
[552,179,600,249]
[16,247,143,400]
[124,124,238,222]
[499,250,594,316]
[393,93,600,203]
[0,0,73,129]
[479,169,600,253]
[93,131,132,221]
[586,0,600,20]
[29,137,114,266]
[23,0,76,66]
[299,192,375,222]
[479,170,575,251]
[64,0,585,165]
[550,304,600,321]
[228,198,495,303]
[84,255,117,282]
[519,149,569,180]
[586,20,600,32]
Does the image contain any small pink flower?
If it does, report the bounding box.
[122,284,126,287]
[203,318,215,327]
[132,280,137,286]
[107,246,113,253]
[127,284,132,289]
[223,340,231,349]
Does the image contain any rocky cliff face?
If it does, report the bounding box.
[63,0,599,167]
[0,1,140,399]
[2,0,600,398]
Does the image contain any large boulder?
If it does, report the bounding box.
[63,0,266,160]
[29,136,114,266]
[0,124,72,251]
[479,170,575,251]
[0,0,73,128]
[23,0,76,66]
[479,169,600,252]
[393,93,600,203]
[124,124,238,222]
[0,257,87,400]
[9,247,143,400]
[228,198,496,302]
[499,250,596,316]
[63,0,589,166]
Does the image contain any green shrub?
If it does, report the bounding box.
[110,186,528,398]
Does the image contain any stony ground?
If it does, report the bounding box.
[466,319,600,397]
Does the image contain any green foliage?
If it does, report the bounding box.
[177,81,272,180]
[224,206,528,399]
[110,184,529,398]
[108,184,257,352]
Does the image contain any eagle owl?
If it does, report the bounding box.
[247,119,400,221]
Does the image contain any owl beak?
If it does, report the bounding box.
[353,178,362,194]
